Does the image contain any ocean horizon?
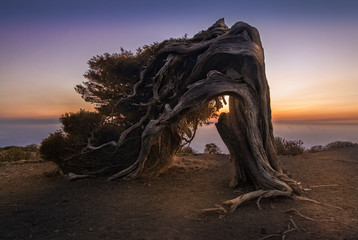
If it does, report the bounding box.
[1,118,358,153]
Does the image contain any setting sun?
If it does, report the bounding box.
[219,95,230,114]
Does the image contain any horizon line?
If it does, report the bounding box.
[1,117,358,125]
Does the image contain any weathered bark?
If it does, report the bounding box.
[80,19,302,206]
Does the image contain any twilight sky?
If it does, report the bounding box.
[1,0,357,122]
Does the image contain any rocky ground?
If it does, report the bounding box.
[1,147,358,239]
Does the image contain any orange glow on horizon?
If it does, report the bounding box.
[0,100,94,119]
[271,107,358,123]
[1,93,357,124]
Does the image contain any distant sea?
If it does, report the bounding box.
[1,119,357,154]
[0,119,61,147]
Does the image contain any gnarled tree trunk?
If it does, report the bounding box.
[85,19,302,209]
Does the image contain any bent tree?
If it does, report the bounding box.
[43,19,303,211]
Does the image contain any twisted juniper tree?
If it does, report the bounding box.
[42,19,303,210]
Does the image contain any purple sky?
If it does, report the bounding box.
[0,0,357,121]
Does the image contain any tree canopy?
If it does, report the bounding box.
[41,37,223,175]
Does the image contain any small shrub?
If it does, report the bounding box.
[0,147,32,162]
[204,143,222,155]
[308,145,324,153]
[177,146,197,154]
[24,144,39,152]
[274,137,305,156]
[60,110,102,142]
[39,131,68,166]
[1,146,17,151]
[324,141,356,150]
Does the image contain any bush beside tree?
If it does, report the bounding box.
[307,145,324,153]
[39,110,122,174]
[274,137,357,155]
[324,141,356,150]
[204,143,222,155]
[274,137,305,156]
[308,141,357,152]
[0,145,40,162]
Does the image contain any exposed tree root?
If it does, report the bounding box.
[286,208,335,222]
[310,184,339,188]
[217,192,342,214]
[223,189,293,212]
[304,184,339,191]
[256,196,263,210]
[64,172,92,181]
[107,162,138,181]
[201,204,227,215]
[293,195,343,210]
[201,183,342,215]
[260,216,297,240]
[286,208,318,222]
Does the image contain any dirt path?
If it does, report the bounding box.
[1,148,358,239]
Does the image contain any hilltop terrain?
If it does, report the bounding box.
[1,147,357,239]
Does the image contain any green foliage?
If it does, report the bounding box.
[0,145,40,162]
[75,45,159,128]
[274,137,305,156]
[204,143,222,155]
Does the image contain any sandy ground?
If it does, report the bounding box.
[0,147,358,239]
